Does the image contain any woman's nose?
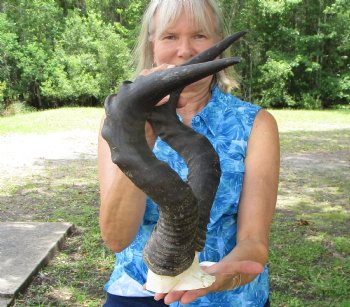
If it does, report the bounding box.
[176,38,195,59]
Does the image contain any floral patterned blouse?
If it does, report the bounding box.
[104,86,269,306]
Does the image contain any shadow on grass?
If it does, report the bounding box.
[270,129,350,307]
[279,129,350,155]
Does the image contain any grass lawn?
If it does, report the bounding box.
[0,107,104,134]
[0,108,349,306]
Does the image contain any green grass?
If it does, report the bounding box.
[0,107,104,134]
[279,129,350,154]
[269,110,350,306]
[1,107,349,135]
[269,109,350,132]
[0,108,349,306]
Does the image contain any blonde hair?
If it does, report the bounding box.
[133,0,239,92]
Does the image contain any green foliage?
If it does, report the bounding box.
[0,0,349,108]
[0,81,6,113]
[300,93,322,110]
[41,12,130,106]
[338,75,350,101]
[220,0,350,108]
[0,13,19,108]
[2,0,64,107]
[258,57,294,108]
[85,0,148,47]
[1,101,36,116]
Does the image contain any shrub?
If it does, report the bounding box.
[41,12,131,106]
[258,59,295,108]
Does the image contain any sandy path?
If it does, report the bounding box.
[1,126,349,187]
[0,130,98,186]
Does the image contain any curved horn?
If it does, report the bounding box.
[102,34,244,276]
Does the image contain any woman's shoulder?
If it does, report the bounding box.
[251,108,279,139]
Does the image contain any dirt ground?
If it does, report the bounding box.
[1,129,349,183]
[0,130,98,188]
[1,128,349,221]
[1,127,349,306]
[283,150,350,180]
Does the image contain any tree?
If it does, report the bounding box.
[1,0,348,109]
[2,0,64,107]
[0,13,19,110]
[41,12,130,106]
[219,0,350,108]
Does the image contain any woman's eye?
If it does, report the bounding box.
[163,35,176,40]
[194,34,206,39]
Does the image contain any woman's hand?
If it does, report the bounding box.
[153,258,264,305]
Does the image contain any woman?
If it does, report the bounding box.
[98,0,280,306]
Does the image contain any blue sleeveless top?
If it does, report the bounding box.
[104,87,269,306]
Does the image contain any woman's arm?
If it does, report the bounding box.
[236,108,279,262]
[220,108,280,284]
[156,109,280,304]
[98,115,148,253]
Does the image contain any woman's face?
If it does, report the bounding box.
[152,10,219,70]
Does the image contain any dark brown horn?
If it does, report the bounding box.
[102,34,244,276]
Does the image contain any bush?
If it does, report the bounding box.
[258,59,295,108]
[300,93,322,109]
[40,12,131,106]
[0,81,6,114]
[1,101,35,116]
[0,13,19,107]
